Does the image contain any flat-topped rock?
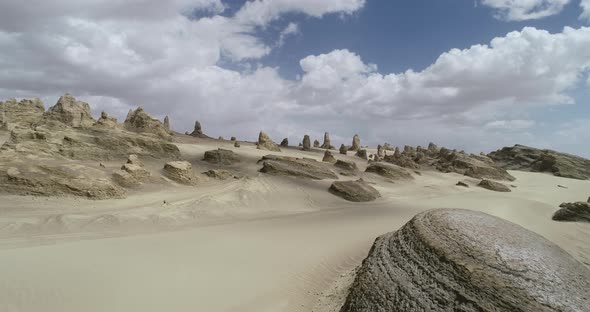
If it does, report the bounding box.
[334,159,358,172]
[163,161,198,185]
[329,179,380,202]
[259,155,337,180]
[365,162,413,180]
[203,148,240,165]
[341,209,590,312]
[478,179,511,192]
[552,201,590,223]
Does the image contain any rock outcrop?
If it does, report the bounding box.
[349,134,360,151]
[341,209,590,312]
[339,144,347,155]
[552,201,590,223]
[313,139,320,148]
[203,169,234,180]
[163,115,170,131]
[234,141,240,148]
[259,155,338,180]
[437,150,515,181]
[0,97,45,129]
[456,181,469,187]
[203,148,240,165]
[257,131,281,152]
[478,179,511,192]
[163,161,198,185]
[322,150,336,163]
[321,132,334,149]
[124,107,171,139]
[190,120,206,138]
[329,179,380,202]
[355,149,368,160]
[280,138,289,147]
[113,154,152,188]
[365,162,413,180]
[43,93,94,128]
[489,144,590,180]
[94,111,118,129]
[302,135,311,151]
[334,159,358,172]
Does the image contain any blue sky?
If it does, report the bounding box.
[0,0,589,156]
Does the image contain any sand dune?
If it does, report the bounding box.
[0,138,589,312]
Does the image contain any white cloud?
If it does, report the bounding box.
[481,0,570,21]
[484,119,536,130]
[581,0,590,21]
[277,22,300,47]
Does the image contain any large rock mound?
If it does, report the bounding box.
[478,179,511,192]
[257,131,281,152]
[43,93,94,128]
[341,209,590,312]
[0,97,45,129]
[552,201,590,222]
[163,161,198,185]
[259,155,337,180]
[489,144,590,180]
[329,179,380,202]
[124,107,170,140]
[365,162,413,180]
[203,148,240,165]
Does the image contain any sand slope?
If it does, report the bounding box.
[0,137,589,312]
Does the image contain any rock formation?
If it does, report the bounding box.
[112,155,151,188]
[349,134,360,151]
[203,169,234,180]
[203,148,240,165]
[339,144,347,155]
[123,107,170,139]
[163,161,198,185]
[44,93,94,128]
[552,201,590,222]
[0,97,45,129]
[489,144,590,180]
[456,181,469,187]
[94,111,118,129]
[230,136,236,141]
[163,115,170,131]
[334,159,358,172]
[341,209,590,312]
[234,141,240,148]
[190,120,205,138]
[382,143,394,151]
[376,145,385,160]
[320,132,334,149]
[478,179,511,192]
[322,150,336,163]
[355,149,368,160]
[313,139,320,148]
[258,155,338,180]
[280,138,289,147]
[302,135,311,151]
[257,131,281,152]
[365,162,413,180]
[436,150,515,181]
[329,179,380,202]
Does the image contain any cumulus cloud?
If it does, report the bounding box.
[481,0,570,20]
[277,22,300,47]
[581,0,590,20]
[0,0,589,157]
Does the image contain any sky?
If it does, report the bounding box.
[0,0,589,157]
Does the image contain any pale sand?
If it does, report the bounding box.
[0,137,589,312]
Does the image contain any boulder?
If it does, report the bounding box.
[112,170,141,188]
[230,136,236,141]
[280,138,289,147]
[437,151,515,181]
[349,134,360,151]
[302,135,311,151]
[259,155,338,180]
[203,169,234,180]
[94,111,118,129]
[339,144,348,155]
[456,181,469,187]
[355,149,368,160]
[365,162,413,180]
[163,161,197,185]
[163,115,170,131]
[329,179,380,202]
[123,107,170,139]
[321,132,334,149]
[120,163,151,181]
[313,139,320,148]
[43,93,94,128]
[0,97,45,129]
[376,145,385,159]
[234,141,240,148]
[334,159,358,172]
[257,131,281,152]
[552,202,590,223]
[126,154,143,167]
[203,148,240,165]
[190,120,206,138]
[489,144,590,180]
[341,209,590,312]
[478,179,511,192]
[322,150,336,163]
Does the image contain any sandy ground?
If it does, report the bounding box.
[0,136,589,312]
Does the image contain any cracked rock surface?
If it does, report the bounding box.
[341,209,590,312]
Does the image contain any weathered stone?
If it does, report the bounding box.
[382,143,394,151]
[234,141,240,148]
[280,138,289,147]
[123,107,170,139]
[334,159,358,172]
[121,163,151,181]
[112,170,141,188]
[349,134,360,151]
[456,181,469,187]
[552,202,590,223]
[341,209,590,312]
[339,144,348,155]
[203,148,240,165]
[376,145,385,159]
[321,132,334,149]
[94,111,118,129]
[44,93,94,128]
[0,97,45,129]
[329,179,380,202]
[259,155,337,180]
[489,144,590,180]
[365,162,413,180]
[203,169,233,180]
[322,150,336,163]
[163,161,198,185]
[302,135,311,151]
[126,154,143,167]
[313,139,320,148]
[437,151,515,181]
[478,179,511,192]
[355,149,368,160]
[257,131,281,152]
[163,115,170,131]
[190,120,205,137]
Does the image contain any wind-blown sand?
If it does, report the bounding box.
[0,137,589,312]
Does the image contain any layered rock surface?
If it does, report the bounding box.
[203,148,240,165]
[552,201,590,222]
[489,144,590,180]
[329,179,380,202]
[124,107,170,140]
[341,209,590,312]
[365,162,413,180]
[257,131,281,152]
[259,155,337,180]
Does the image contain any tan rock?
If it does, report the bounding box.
[44,93,94,128]
[257,131,281,152]
[163,161,198,185]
